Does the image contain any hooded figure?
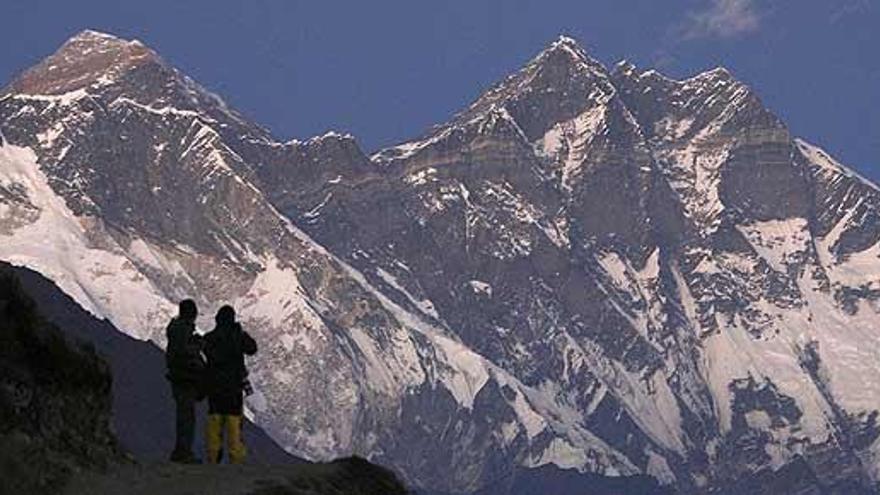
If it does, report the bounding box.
[203,305,257,464]
[165,299,205,463]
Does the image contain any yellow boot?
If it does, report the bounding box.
[226,415,247,464]
[206,414,224,463]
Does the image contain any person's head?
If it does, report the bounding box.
[215,305,236,327]
[178,299,198,321]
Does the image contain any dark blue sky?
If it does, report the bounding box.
[2,0,878,179]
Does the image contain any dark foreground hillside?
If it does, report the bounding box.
[0,263,120,494]
[0,263,408,495]
[9,263,293,464]
[64,457,407,495]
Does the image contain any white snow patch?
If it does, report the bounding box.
[702,311,831,441]
[0,143,173,339]
[614,367,686,454]
[111,96,202,118]
[125,237,191,282]
[303,192,332,220]
[598,251,629,287]
[510,389,547,439]
[404,167,438,187]
[737,218,810,272]
[36,121,64,148]
[430,335,492,410]
[646,449,677,485]
[236,257,322,330]
[468,279,492,297]
[816,207,880,288]
[13,88,89,107]
[745,410,772,430]
[535,104,607,190]
[655,116,695,141]
[795,275,880,416]
[537,438,589,470]
[640,247,661,279]
[279,334,296,352]
[375,128,453,162]
[376,267,440,319]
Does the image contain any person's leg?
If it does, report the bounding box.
[226,414,247,464]
[181,386,197,458]
[170,386,183,460]
[172,385,197,461]
[206,413,224,463]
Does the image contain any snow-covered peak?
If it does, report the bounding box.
[3,29,160,97]
[371,36,619,164]
[66,29,131,45]
[541,35,592,63]
[479,35,607,100]
[639,69,676,83]
[419,35,613,144]
[298,130,363,154]
[610,61,679,90]
[612,60,638,78]
[680,66,741,89]
[528,34,605,76]
[610,58,766,142]
[552,34,580,47]
[0,28,271,143]
[612,60,740,89]
[696,66,734,80]
[796,138,880,192]
[58,29,151,58]
[306,130,356,143]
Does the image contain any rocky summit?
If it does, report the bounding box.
[1,31,879,494]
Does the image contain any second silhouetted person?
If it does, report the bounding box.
[203,305,257,464]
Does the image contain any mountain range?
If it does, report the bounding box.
[1,30,879,494]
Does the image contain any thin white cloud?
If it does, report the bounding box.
[831,0,872,24]
[680,0,762,40]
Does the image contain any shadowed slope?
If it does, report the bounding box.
[8,262,295,464]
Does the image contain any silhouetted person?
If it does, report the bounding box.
[165,299,205,463]
[204,305,257,464]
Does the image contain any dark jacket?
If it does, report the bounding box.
[165,317,206,386]
[203,322,257,396]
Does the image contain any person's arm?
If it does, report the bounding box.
[192,334,207,368]
[241,331,257,356]
[166,321,182,356]
[201,334,215,364]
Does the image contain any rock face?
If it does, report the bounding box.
[0,262,120,494]
[2,31,880,494]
